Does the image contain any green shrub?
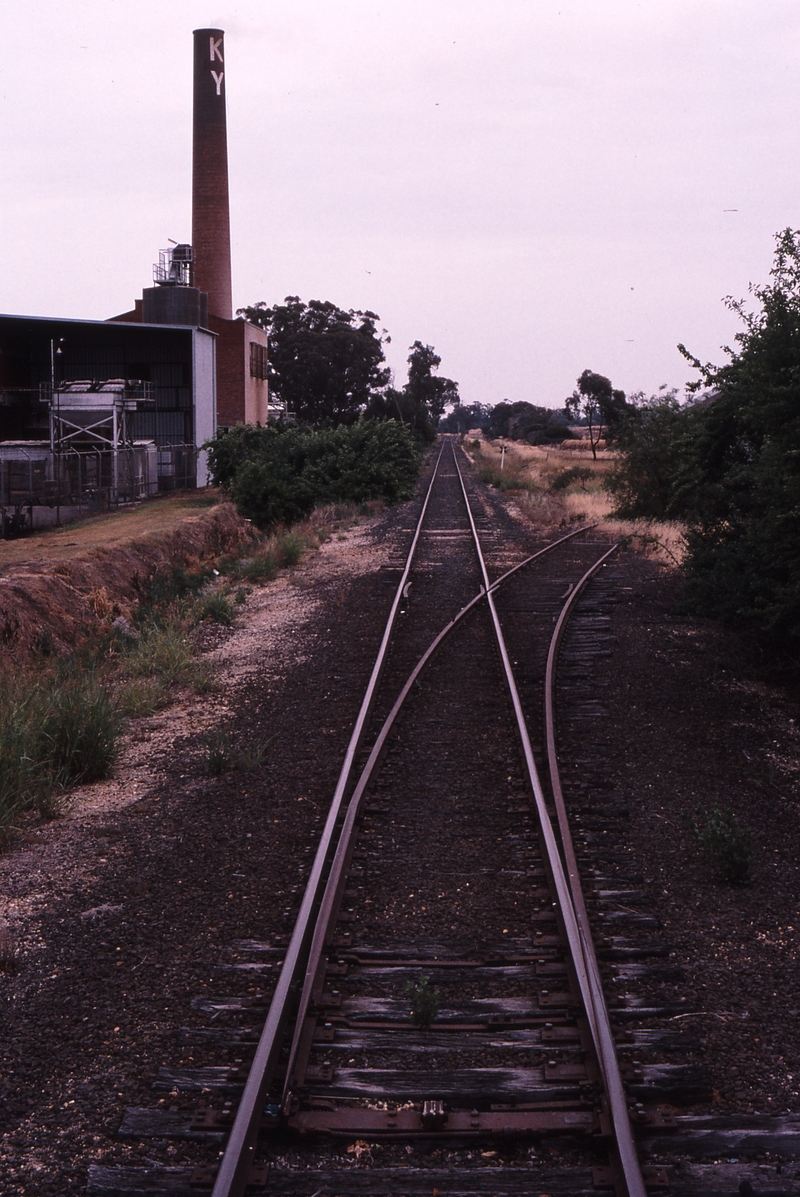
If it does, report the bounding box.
[202,729,235,776]
[477,463,531,493]
[239,551,278,583]
[477,464,498,486]
[40,677,119,783]
[232,456,317,527]
[604,391,690,519]
[117,676,169,716]
[0,673,120,830]
[32,778,69,821]
[207,419,420,529]
[191,661,216,694]
[303,420,420,507]
[128,625,196,687]
[146,563,211,606]
[216,555,241,576]
[205,423,280,489]
[276,532,304,567]
[237,736,273,772]
[0,694,47,827]
[194,590,236,626]
[201,729,272,775]
[0,814,15,849]
[688,804,754,884]
[603,232,800,667]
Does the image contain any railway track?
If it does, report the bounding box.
[86,438,787,1197]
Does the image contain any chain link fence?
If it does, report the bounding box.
[0,443,197,538]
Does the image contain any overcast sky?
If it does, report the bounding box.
[1,1,798,408]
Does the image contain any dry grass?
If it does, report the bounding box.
[0,668,121,832]
[464,434,685,566]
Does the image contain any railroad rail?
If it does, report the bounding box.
[209,442,632,1197]
[88,438,706,1197]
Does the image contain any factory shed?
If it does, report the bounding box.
[0,25,276,537]
[0,312,216,487]
[109,300,269,430]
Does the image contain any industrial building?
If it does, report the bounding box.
[109,28,271,433]
[0,28,272,534]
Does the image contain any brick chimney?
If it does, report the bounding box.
[192,28,233,320]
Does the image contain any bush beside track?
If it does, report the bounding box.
[205,419,421,527]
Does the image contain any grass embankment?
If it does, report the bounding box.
[0,491,221,567]
[0,496,372,845]
[466,435,684,564]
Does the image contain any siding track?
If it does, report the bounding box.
[87,439,744,1197]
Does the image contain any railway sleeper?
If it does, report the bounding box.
[125,1105,800,1158]
[284,1103,599,1138]
[295,1065,707,1108]
[84,1159,800,1195]
[296,1066,593,1104]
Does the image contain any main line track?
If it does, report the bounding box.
[89,439,690,1197]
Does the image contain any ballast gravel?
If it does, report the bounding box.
[0,494,798,1196]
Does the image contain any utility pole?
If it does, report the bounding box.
[50,337,64,525]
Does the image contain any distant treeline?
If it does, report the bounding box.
[439,401,573,444]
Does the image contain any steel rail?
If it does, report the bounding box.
[543,546,646,1196]
[450,442,646,1197]
[211,443,447,1197]
[216,439,601,1193]
[545,548,619,941]
[280,517,599,1104]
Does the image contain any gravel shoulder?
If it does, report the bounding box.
[604,557,800,1116]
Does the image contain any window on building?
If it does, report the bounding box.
[249,341,268,380]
